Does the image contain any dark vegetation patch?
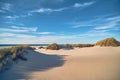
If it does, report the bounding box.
[0,45,33,72]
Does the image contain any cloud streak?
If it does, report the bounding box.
[0,3,12,13]
[70,15,120,39]
[0,26,38,32]
[38,32,55,35]
[28,1,95,15]
[71,15,120,30]
[73,1,95,8]
[30,7,67,14]
[94,16,120,30]
[11,26,38,32]
[0,26,54,36]
[5,15,19,20]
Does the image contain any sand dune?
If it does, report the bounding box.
[28,47,120,80]
[0,47,120,80]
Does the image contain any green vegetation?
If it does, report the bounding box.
[95,38,120,46]
[46,43,60,50]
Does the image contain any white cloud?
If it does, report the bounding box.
[94,24,116,30]
[72,25,82,28]
[0,26,55,36]
[106,16,120,21]
[0,26,38,33]
[2,3,11,11]
[71,15,120,30]
[0,33,76,44]
[72,24,92,28]
[0,33,15,37]
[30,7,67,13]
[38,32,54,35]
[74,1,95,8]
[0,37,55,44]
[94,16,120,30]
[0,31,114,44]
[70,15,120,39]
[28,1,95,15]
[0,28,28,32]
[5,15,19,20]
[0,32,36,38]
[11,26,38,32]
[0,3,12,13]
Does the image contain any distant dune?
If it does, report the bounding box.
[95,38,120,47]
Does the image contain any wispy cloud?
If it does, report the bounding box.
[106,16,120,21]
[0,26,54,36]
[0,33,36,38]
[0,33,16,37]
[71,15,120,29]
[2,3,11,11]
[0,33,76,44]
[28,1,95,15]
[11,26,38,32]
[70,15,120,38]
[73,1,95,8]
[72,24,92,28]
[30,7,67,14]
[0,26,38,32]
[94,16,120,30]
[0,3,12,13]
[4,14,31,20]
[5,15,19,20]
[0,31,113,44]
[94,24,116,30]
[2,16,118,44]
[38,32,54,35]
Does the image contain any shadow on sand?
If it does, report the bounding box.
[0,50,66,80]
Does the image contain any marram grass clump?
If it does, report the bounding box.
[0,45,32,72]
[72,44,94,48]
[64,44,73,48]
[46,43,60,50]
[95,38,120,47]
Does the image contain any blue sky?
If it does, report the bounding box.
[0,0,120,44]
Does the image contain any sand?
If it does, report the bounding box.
[27,47,120,80]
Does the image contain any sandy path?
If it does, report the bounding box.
[28,47,120,80]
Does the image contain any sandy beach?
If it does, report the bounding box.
[0,47,120,80]
[27,47,120,80]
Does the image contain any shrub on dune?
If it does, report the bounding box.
[0,45,30,66]
[46,43,60,50]
[72,44,94,48]
[64,44,73,49]
[95,37,120,47]
[0,48,11,59]
[39,46,44,49]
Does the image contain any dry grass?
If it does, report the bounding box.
[0,45,32,68]
[95,38,120,46]
[46,43,60,50]
[72,44,94,48]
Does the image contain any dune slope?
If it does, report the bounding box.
[28,47,120,80]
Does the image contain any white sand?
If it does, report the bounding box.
[28,47,120,80]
